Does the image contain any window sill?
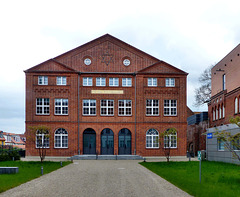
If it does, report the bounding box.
[54,147,68,149]
[146,147,159,149]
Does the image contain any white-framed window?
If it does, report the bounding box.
[38,76,48,85]
[109,78,119,86]
[164,131,177,148]
[219,107,222,119]
[118,100,132,116]
[83,77,93,86]
[83,100,96,115]
[235,97,238,114]
[101,100,114,116]
[146,99,159,116]
[164,100,177,116]
[146,129,159,148]
[213,109,215,121]
[166,78,175,87]
[55,99,68,115]
[148,78,157,87]
[216,108,218,120]
[54,128,68,148]
[57,76,67,85]
[122,78,132,87]
[223,74,226,90]
[96,77,106,86]
[36,98,50,115]
[222,105,225,118]
[36,130,49,148]
[231,139,240,151]
[218,139,225,151]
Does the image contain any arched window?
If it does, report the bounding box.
[235,97,238,114]
[213,109,215,121]
[219,106,222,119]
[55,128,68,148]
[146,129,159,148]
[223,105,225,118]
[36,130,49,148]
[164,130,177,148]
[216,107,218,120]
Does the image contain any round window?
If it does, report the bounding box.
[123,59,131,66]
[84,58,91,66]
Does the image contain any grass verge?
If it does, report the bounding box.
[0,160,71,193]
[140,161,240,197]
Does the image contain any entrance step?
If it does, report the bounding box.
[68,155,143,160]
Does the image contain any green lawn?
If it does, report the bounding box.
[0,160,71,193]
[140,161,240,197]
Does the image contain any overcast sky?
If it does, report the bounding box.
[1,0,239,134]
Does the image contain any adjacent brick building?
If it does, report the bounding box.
[25,34,188,157]
[207,44,240,164]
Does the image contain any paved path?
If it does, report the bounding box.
[1,160,191,197]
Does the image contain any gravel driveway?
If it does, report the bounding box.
[1,160,191,197]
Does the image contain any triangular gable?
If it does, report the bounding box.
[24,59,77,73]
[138,61,188,75]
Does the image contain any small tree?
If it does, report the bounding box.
[28,125,50,163]
[214,117,240,161]
[160,128,177,162]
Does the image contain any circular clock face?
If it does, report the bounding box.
[84,58,91,65]
[123,59,131,66]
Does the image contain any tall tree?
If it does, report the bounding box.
[194,66,212,106]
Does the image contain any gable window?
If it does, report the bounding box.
[146,99,159,116]
[55,128,68,148]
[101,99,114,116]
[55,99,68,115]
[36,130,49,148]
[219,106,222,119]
[36,98,49,115]
[146,129,159,148]
[164,100,177,116]
[216,108,218,120]
[213,109,215,121]
[223,74,226,90]
[118,100,132,116]
[96,77,106,86]
[38,76,48,85]
[235,97,238,114]
[83,100,96,115]
[166,78,175,87]
[57,76,67,85]
[109,78,119,86]
[164,130,177,148]
[148,78,157,87]
[122,78,132,87]
[83,77,92,86]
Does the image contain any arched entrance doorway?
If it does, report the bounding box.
[101,128,114,155]
[118,128,131,155]
[83,128,96,154]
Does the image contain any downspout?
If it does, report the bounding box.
[134,73,137,155]
[78,73,80,155]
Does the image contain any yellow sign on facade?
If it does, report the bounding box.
[91,90,124,94]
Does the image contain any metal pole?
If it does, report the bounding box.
[199,160,201,183]
[41,166,43,175]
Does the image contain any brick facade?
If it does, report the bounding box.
[209,44,240,127]
[25,34,188,157]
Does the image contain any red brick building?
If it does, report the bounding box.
[207,44,240,164]
[209,44,240,127]
[25,34,188,157]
